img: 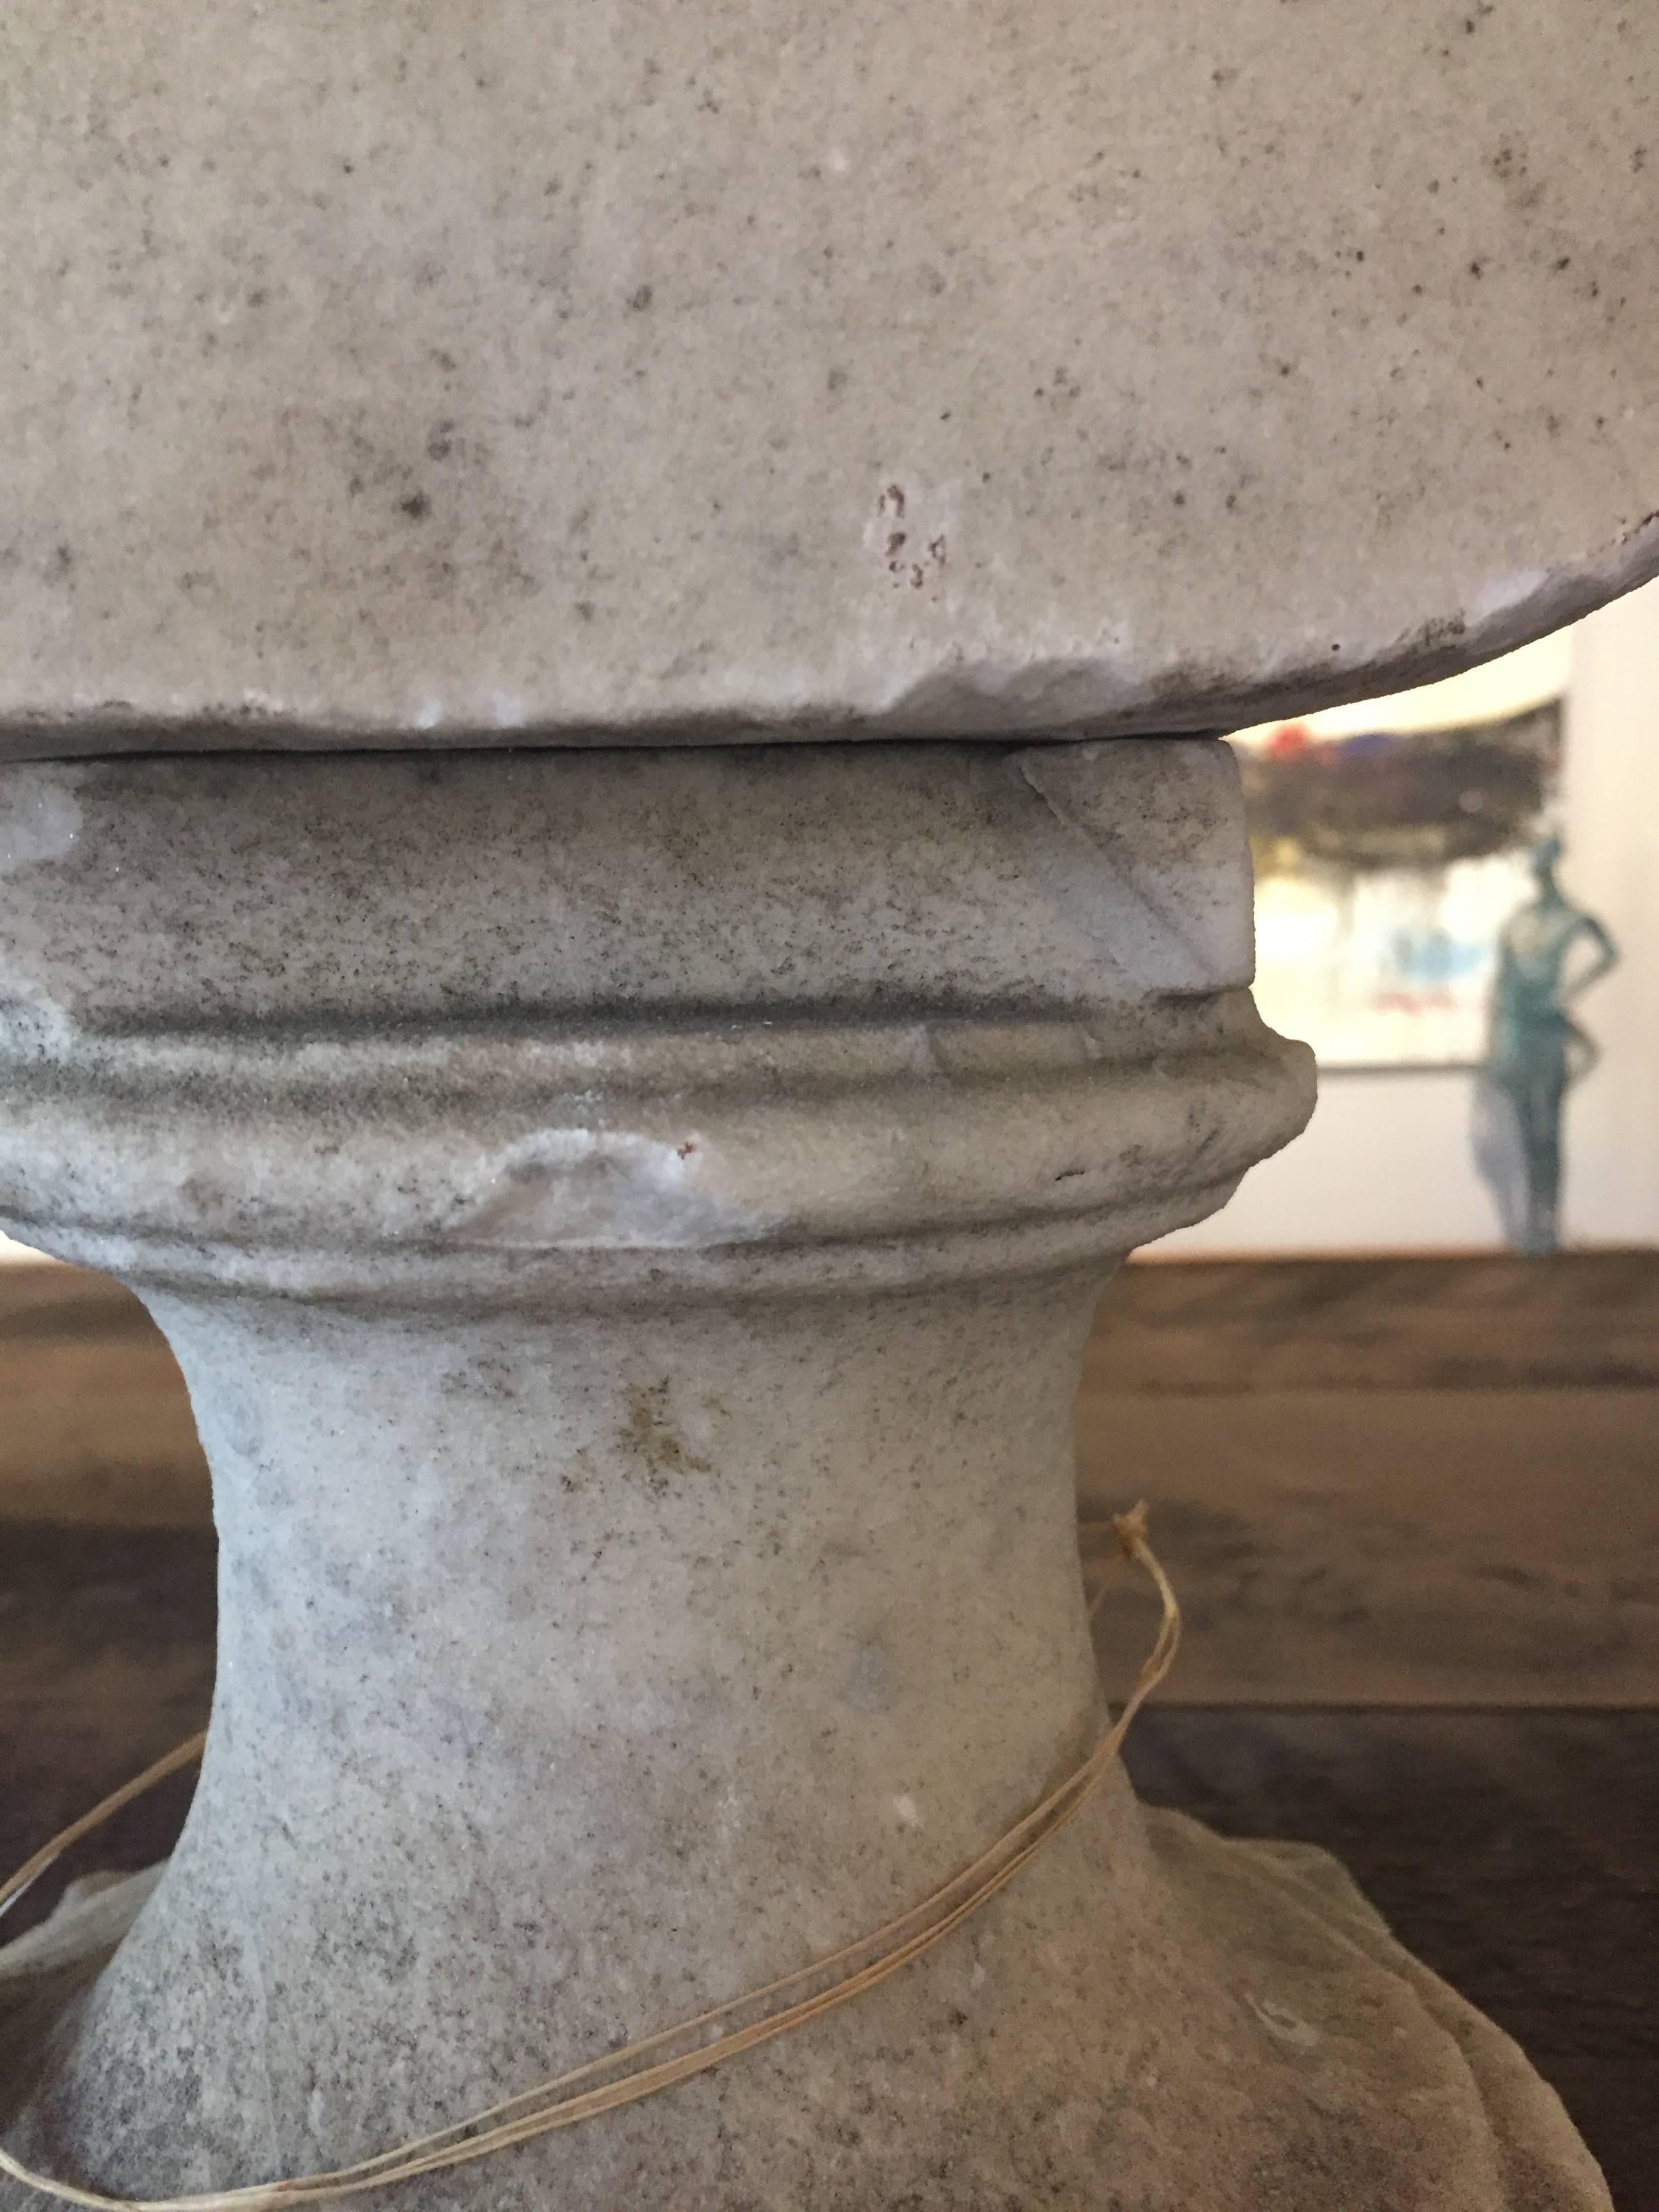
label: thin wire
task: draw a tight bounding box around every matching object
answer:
[0,1732,208,1929]
[0,1507,1178,2212]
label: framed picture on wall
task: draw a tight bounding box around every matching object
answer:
[1231,638,1569,1070]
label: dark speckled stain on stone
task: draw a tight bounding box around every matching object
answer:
[618,1382,714,1495]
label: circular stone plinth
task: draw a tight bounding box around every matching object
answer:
[0,1789,1610,2210]
[2,1,1657,756]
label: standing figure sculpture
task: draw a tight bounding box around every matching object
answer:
[1477,834,1619,1253]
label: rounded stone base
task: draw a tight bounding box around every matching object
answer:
[0,743,1601,2209]
[0,1780,1607,2212]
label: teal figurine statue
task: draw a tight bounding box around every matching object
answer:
[1476,833,1619,1254]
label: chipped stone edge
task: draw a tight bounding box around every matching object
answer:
[2,520,1656,759]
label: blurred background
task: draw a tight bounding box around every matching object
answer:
[3,585,1656,2198]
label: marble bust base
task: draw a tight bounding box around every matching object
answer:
[1,1810,1607,2211]
[0,740,1607,2209]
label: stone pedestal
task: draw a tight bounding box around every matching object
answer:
[4,4,1654,2199]
[0,741,1611,2207]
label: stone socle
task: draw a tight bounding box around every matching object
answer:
[0,739,1611,2208]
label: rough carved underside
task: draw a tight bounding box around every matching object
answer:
[3,0,1658,755]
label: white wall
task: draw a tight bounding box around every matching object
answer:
[1159,1069,1497,1255]
[1165,579,1659,1254]
[1557,581,1659,1244]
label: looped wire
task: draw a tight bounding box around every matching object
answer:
[0,1505,1179,2212]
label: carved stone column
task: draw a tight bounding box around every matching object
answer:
[0,741,1610,2209]
[3,3,1656,2205]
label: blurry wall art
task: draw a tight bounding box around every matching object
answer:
[1234,687,1563,1071]
[1160,598,1659,1257]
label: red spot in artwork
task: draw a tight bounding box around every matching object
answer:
[1265,721,1314,759]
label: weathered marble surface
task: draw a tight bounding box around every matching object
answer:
[1,1812,1610,2211]
[3,1,1658,756]
[0,740,1608,2205]
[0,741,1295,1275]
